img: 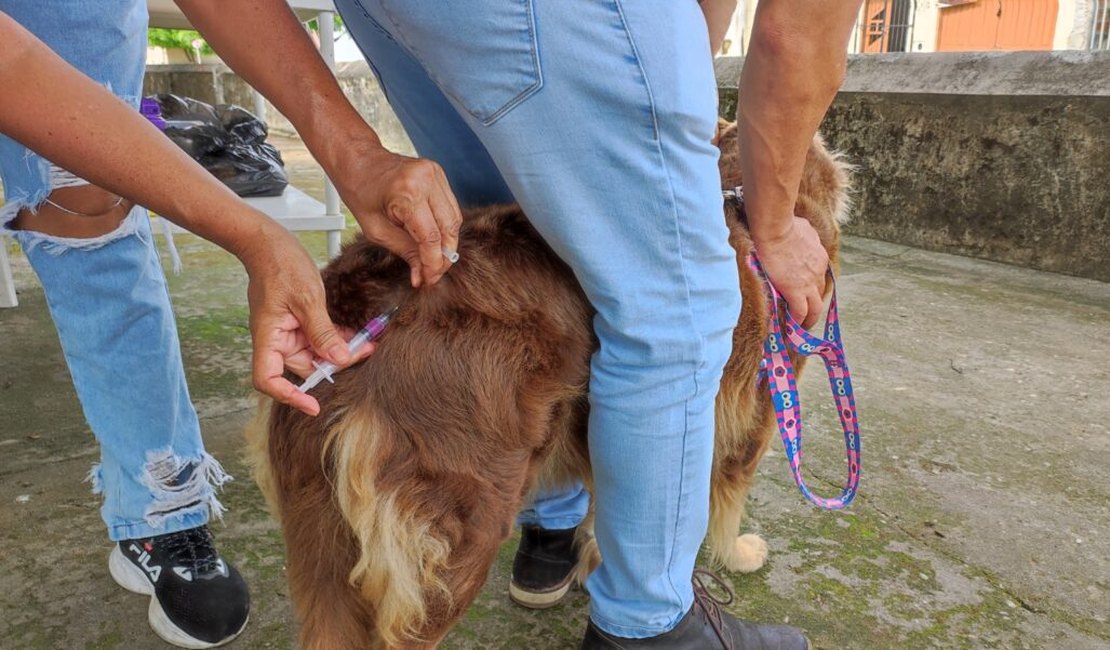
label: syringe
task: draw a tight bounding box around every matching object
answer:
[297,305,400,393]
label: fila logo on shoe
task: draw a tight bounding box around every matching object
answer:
[172,559,229,582]
[128,543,162,582]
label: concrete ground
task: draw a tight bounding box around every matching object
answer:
[1,137,1107,650]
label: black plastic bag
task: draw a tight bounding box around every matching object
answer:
[199,142,288,198]
[149,94,287,197]
[153,94,226,158]
[216,104,268,145]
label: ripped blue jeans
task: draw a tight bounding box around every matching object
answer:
[0,0,228,541]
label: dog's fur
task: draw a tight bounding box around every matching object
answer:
[246,121,851,649]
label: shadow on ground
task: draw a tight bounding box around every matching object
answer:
[1,137,1107,650]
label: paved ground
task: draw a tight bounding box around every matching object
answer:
[1,137,1107,649]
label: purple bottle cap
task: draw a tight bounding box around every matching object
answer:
[140,97,167,131]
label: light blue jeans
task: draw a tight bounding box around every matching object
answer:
[0,0,227,542]
[337,0,741,637]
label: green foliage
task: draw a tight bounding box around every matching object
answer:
[147,28,214,61]
[306,14,346,39]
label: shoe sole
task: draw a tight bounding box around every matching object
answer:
[508,575,574,609]
[109,546,248,649]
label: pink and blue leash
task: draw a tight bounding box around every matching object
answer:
[728,187,861,509]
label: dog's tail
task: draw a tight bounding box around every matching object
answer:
[323,405,453,648]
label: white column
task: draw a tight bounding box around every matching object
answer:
[318,9,343,259]
[0,239,18,308]
[252,88,267,123]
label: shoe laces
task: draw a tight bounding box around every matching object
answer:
[160,526,220,574]
[692,569,737,650]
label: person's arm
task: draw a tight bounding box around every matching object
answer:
[738,0,862,328]
[0,11,365,416]
[700,0,738,55]
[175,0,462,289]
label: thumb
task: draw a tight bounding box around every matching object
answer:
[300,302,350,366]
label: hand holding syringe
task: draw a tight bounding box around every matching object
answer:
[297,247,458,394]
[297,305,399,393]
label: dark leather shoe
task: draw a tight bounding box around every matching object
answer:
[581,570,810,649]
[508,525,578,609]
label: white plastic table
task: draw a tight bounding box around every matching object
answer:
[147,0,346,259]
[154,185,345,256]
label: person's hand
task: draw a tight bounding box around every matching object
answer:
[332,141,462,288]
[240,223,373,416]
[752,215,828,329]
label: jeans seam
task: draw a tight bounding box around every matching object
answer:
[611,0,659,141]
[372,0,543,126]
[611,0,710,618]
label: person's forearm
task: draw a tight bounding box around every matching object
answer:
[737,0,860,244]
[700,0,738,55]
[0,13,284,264]
[175,0,380,171]
[177,1,463,290]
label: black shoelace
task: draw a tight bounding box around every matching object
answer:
[160,526,220,574]
[692,568,737,650]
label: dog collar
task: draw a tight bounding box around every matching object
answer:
[722,186,744,206]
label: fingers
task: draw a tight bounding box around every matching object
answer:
[431,165,463,259]
[802,290,823,330]
[366,219,426,287]
[297,296,350,366]
[784,291,810,330]
[356,156,460,288]
[253,345,321,417]
[337,326,378,365]
[398,199,447,284]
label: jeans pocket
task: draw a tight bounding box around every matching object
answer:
[375,0,543,126]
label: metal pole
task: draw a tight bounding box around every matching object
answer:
[318,9,343,258]
[1102,0,1110,50]
[1093,0,1108,50]
[252,88,267,123]
[1091,0,1098,49]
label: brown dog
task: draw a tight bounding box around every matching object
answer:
[246,121,851,649]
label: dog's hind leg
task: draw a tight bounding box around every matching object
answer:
[708,467,769,574]
[707,414,773,574]
[368,465,541,648]
[260,404,380,650]
[282,498,379,650]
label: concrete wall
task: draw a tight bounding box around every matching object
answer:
[143,62,414,154]
[716,51,1110,282]
[145,53,1109,282]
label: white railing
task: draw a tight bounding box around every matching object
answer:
[1093,0,1110,49]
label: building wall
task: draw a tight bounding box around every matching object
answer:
[721,0,1097,55]
[716,51,1110,282]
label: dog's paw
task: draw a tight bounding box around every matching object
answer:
[722,533,769,573]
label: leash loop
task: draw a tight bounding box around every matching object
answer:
[746,253,861,510]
